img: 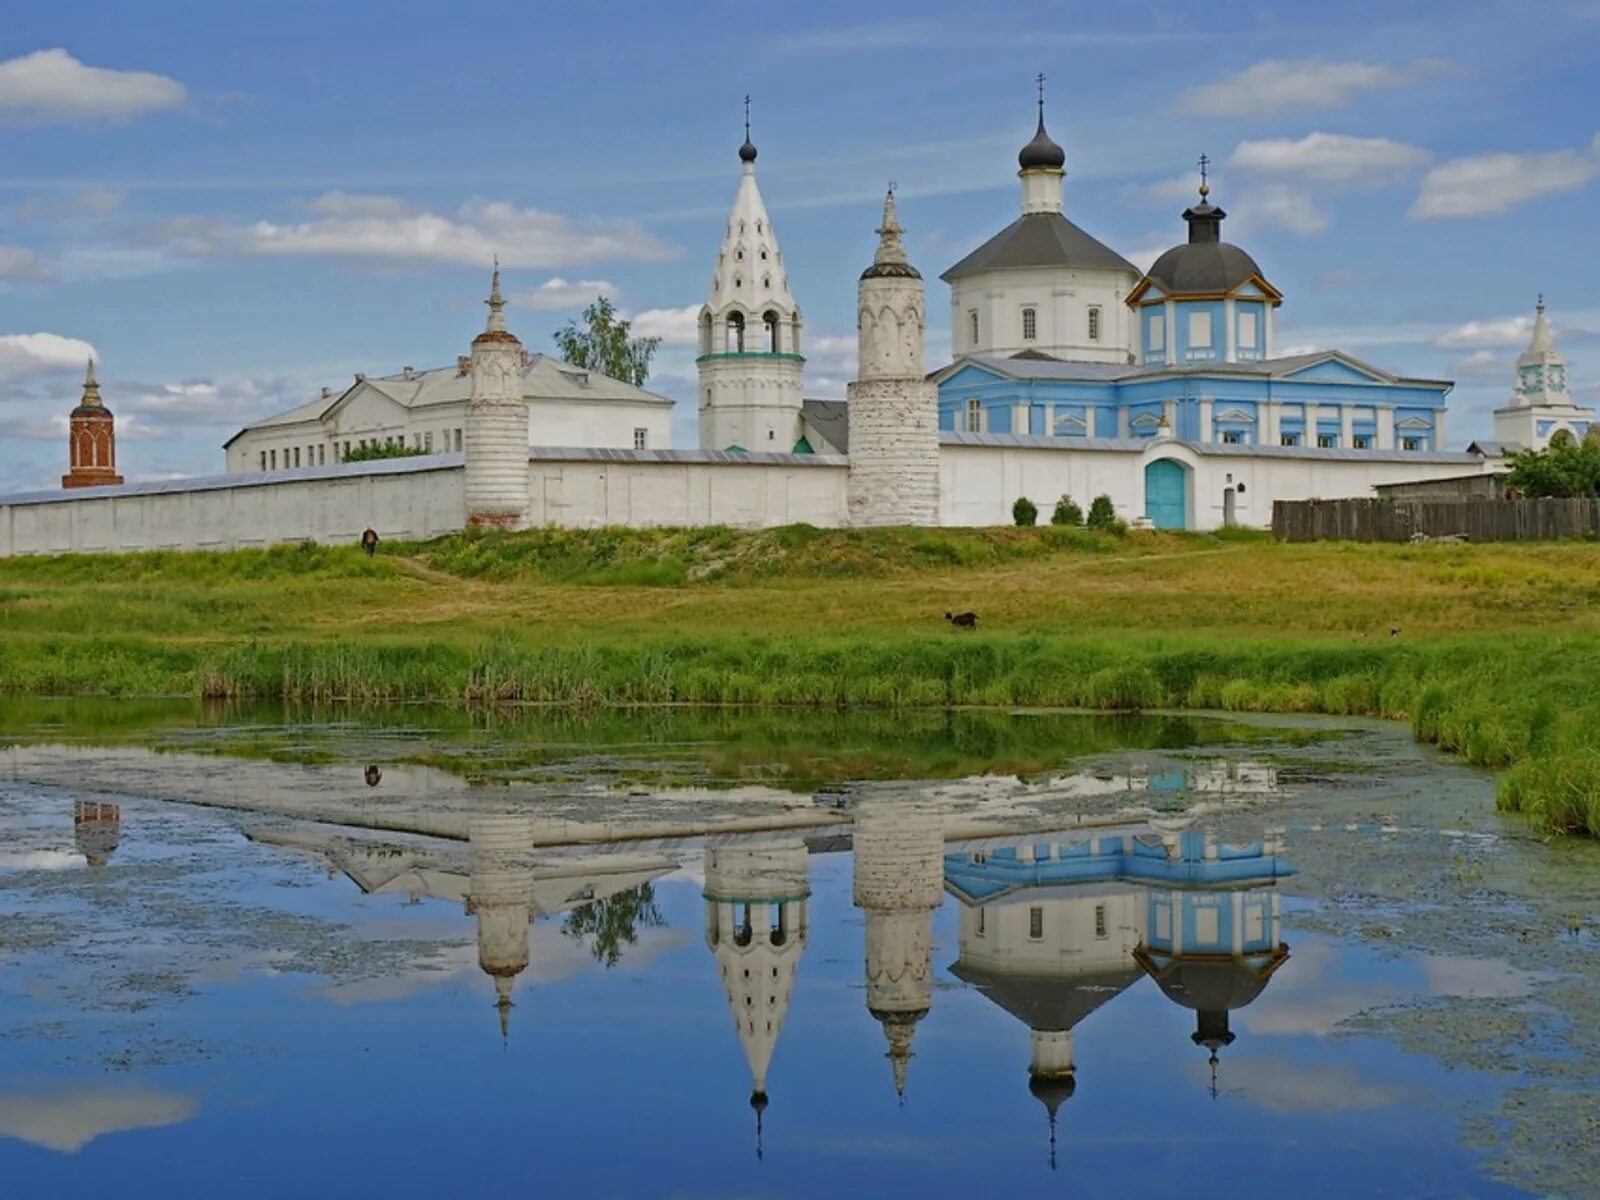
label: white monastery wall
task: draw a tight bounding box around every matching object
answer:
[526,452,848,529]
[0,459,466,557]
[941,439,1500,531]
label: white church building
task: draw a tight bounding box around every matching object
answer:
[1,93,1576,556]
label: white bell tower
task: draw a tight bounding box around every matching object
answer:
[1493,296,1594,449]
[697,99,805,453]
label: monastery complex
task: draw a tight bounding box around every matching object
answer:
[4,92,1591,555]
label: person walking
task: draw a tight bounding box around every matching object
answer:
[361,526,379,556]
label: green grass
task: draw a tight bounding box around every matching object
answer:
[2,526,1599,835]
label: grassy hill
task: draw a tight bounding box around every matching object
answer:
[2,525,1598,834]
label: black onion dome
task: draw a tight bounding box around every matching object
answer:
[1018,117,1066,171]
[861,260,922,281]
[739,136,758,164]
[1028,1072,1076,1117]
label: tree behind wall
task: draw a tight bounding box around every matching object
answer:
[343,443,427,463]
[553,297,662,387]
[1505,439,1600,498]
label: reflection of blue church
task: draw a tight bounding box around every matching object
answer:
[946,828,1293,1166]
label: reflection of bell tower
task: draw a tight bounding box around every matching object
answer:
[704,838,810,1155]
[851,802,944,1099]
[466,813,536,1039]
[73,800,121,868]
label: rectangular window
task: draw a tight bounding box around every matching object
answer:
[1149,312,1166,352]
[1188,310,1213,348]
[1403,437,1421,451]
[455,428,464,452]
[1094,904,1108,939]
[292,447,301,468]
[1239,309,1259,350]
[318,445,325,466]
[1353,434,1371,450]
[976,908,986,937]
[1195,906,1220,945]
[965,398,982,433]
[1317,434,1336,449]
[968,310,979,348]
[633,427,648,450]
[1223,430,1243,445]
[259,451,267,472]
[342,441,350,459]
[1280,434,1298,447]
[1155,906,1171,941]
[1088,305,1102,342]
[1245,906,1265,944]
[1021,306,1037,341]
[1028,906,1044,940]
[270,449,277,469]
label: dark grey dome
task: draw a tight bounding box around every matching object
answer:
[1019,117,1065,171]
[1148,959,1273,1015]
[739,137,758,164]
[1142,198,1267,297]
[1028,1072,1076,1117]
[861,260,921,281]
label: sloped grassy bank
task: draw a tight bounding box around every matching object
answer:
[1,626,1593,835]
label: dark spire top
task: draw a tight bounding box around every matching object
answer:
[1029,1072,1075,1171]
[739,94,758,164]
[750,1089,768,1161]
[1018,73,1066,171]
[1183,153,1226,244]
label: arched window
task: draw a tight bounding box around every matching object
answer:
[1550,428,1576,449]
[734,903,753,947]
[698,310,713,356]
[763,309,781,353]
[726,312,745,352]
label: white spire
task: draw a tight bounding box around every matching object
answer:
[484,257,507,334]
[707,150,796,320]
[873,185,908,268]
[1513,294,1571,408]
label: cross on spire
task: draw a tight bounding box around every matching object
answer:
[744,94,751,140]
[1198,152,1211,198]
[1036,72,1046,118]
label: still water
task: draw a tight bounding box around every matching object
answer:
[1,703,1597,1199]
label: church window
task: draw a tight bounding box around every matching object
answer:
[1088,305,1102,342]
[1223,430,1243,445]
[1149,311,1166,353]
[763,276,771,291]
[727,312,746,352]
[455,428,464,451]
[1022,306,1037,341]
[760,249,767,261]
[1188,310,1213,348]
[633,427,648,450]
[976,908,986,937]
[318,445,326,465]
[756,220,763,233]
[1094,904,1108,938]
[699,311,713,355]
[764,309,781,352]
[968,310,979,347]
[424,433,433,453]
[1353,434,1371,450]
[736,249,744,261]
[1028,906,1044,940]
[1239,308,1259,350]
[293,447,301,469]
[1403,437,1421,451]
[259,451,267,472]
[965,398,982,433]
[1280,434,1298,447]
[734,277,742,290]
[1317,434,1335,449]
[270,449,277,470]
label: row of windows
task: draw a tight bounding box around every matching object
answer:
[958,400,1429,450]
[256,428,466,472]
[969,305,1105,348]
[972,902,1110,940]
[1147,308,1262,356]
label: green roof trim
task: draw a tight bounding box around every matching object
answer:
[792,436,814,455]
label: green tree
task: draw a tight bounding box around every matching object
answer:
[561,882,666,968]
[1087,494,1118,529]
[1012,496,1038,526]
[342,442,427,463]
[1051,496,1084,526]
[552,296,661,387]
[1504,438,1600,498]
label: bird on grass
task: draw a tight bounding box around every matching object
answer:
[1390,625,1401,638]
[945,611,979,630]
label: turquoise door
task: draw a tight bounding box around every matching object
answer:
[1144,460,1188,530]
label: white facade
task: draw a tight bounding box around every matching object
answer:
[1493,298,1593,450]
[696,131,806,453]
[951,265,1137,363]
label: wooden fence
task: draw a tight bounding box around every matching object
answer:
[1272,498,1600,542]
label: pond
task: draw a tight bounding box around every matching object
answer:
[1,701,1597,1198]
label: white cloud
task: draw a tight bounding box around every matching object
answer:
[1185,58,1451,116]
[1230,133,1430,186]
[158,193,679,270]
[0,1086,197,1153]
[115,376,308,428]
[0,332,96,381]
[0,49,185,123]
[0,246,50,281]
[514,277,617,311]
[1411,134,1600,218]
[1436,315,1536,349]
[1212,1059,1406,1114]
[1235,184,1328,237]
[14,187,127,223]
[630,304,702,346]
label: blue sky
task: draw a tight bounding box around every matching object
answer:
[1,0,1597,489]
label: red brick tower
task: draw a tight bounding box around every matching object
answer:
[63,358,123,489]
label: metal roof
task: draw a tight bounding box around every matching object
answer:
[801,398,850,454]
[526,446,845,467]
[936,349,1451,391]
[941,212,1140,282]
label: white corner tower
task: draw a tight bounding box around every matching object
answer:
[697,100,806,453]
[1493,296,1593,449]
[847,187,941,526]
[467,811,536,1039]
[851,801,944,1099]
[464,263,531,528]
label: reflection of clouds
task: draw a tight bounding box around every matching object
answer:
[0,1086,197,1152]
[1420,955,1537,1001]
[0,849,82,871]
[1210,1059,1407,1114]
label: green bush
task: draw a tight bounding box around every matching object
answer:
[1051,497,1084,526]
[1012,497,1038,527]
[1087,495,1117,529]
[343,442,427,463]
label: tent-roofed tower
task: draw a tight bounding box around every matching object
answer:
[63,359,123,489]
[697,99,806,452]
[941,79,1140,363]
[704,837,811,1145]
[467,811,537,1040]
[1493,296,1594,449]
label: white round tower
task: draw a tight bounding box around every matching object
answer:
[1493,296,1594,449]
[851,801,944,1097]
[464,264,530,528]
[696,102,806,453]
[704,838,811,1122]
[847,187,940,526]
